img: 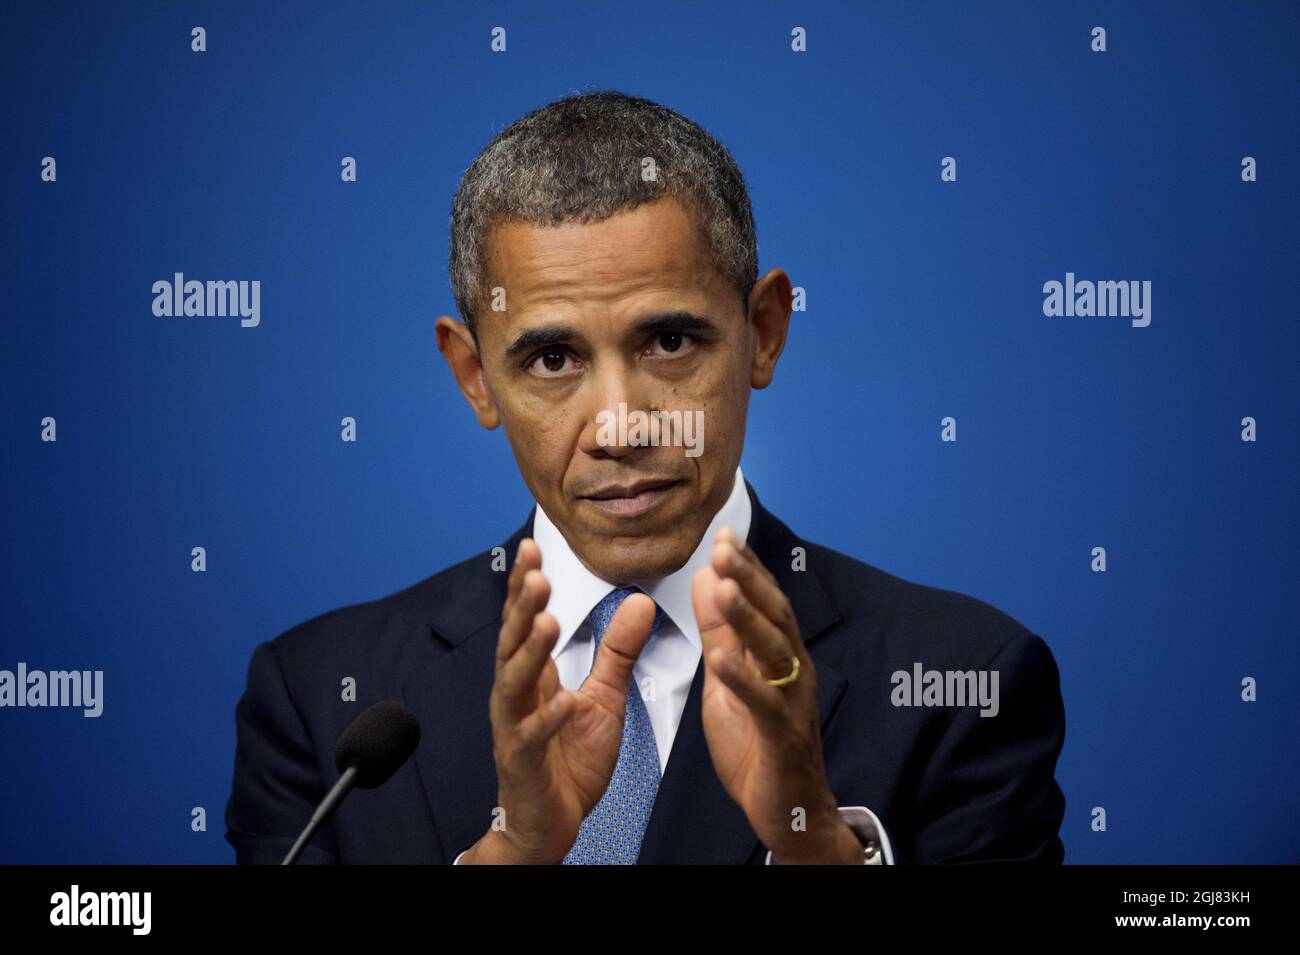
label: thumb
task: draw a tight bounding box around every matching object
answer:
[584,592,656,705]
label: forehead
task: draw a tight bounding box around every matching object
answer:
[482,197,729,331]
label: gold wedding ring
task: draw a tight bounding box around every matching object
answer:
[765,655,800,687]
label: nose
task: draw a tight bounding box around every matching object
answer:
[576,358,655,459]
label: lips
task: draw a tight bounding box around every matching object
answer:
[584,478,680,500]
[581,478,682,518]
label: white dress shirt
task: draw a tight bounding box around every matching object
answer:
[454,465,894,864]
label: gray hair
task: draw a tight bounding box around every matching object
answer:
[448,90,758,342]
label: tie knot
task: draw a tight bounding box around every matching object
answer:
[588,586,665,646]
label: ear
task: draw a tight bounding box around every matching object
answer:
[435,315,501,429]
[747,268,793,390]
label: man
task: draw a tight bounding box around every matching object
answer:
[225,90,1066,864]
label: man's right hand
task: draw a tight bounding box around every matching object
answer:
[460,538,656,864]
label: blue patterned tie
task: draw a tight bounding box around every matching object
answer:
[563,586,666,865]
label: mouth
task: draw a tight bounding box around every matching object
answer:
[580,478,683,518]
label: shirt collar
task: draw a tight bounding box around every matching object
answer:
[531,465,752,656]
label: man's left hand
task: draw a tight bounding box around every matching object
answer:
[691,526,863,864]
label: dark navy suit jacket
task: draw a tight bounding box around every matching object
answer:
[225,480,1066,864]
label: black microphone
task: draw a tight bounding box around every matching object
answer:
[281,700,421,865]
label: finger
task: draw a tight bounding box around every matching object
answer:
[583,592,656,708]
[502,538,542,624]
[705,646,785,731]
[711,538,799,644]
[496,568,550,673]
[498,611,561,718]
[692,565,744,659]
[511,689,577,771]
[715,526,776,585]
[714,576,793,679]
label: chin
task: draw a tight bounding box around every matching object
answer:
[585,534,694,583]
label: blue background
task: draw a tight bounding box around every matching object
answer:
[2,0,1296,863]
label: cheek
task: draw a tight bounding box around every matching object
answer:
[682,354,747,427]
[500,390,581,472]
[497,378,553,431]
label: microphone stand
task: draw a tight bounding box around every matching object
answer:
[281,764,359,865]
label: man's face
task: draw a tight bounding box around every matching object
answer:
[437,196,789,583]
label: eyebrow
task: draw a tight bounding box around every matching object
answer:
[502,310,721,362]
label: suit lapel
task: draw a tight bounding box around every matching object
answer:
[401,512,533,861]
[402,480,848,864]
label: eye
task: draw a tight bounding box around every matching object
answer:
[646,332,697,357]
[526,348,580,377]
